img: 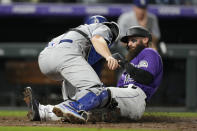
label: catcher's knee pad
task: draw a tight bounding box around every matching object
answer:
[70,86,110,111]
[107,84,147,120]
[86,86,110,108]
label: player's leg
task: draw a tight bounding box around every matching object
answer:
[53,86,110,123]
[59,54,102,90]
[23,87,61,121]
[38,47,64,81]
[39,44,103,98]
[61,80,78,101]
[38,44,106,123]
[107,84,147,120]
[52,51,109,123]
[24,87,40,121]
[39,104,62,121]
[54,84,146,123]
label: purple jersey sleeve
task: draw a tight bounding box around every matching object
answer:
[137,48,161,77]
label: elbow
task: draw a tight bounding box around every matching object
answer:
[140,74,154,85]
[142,77,153,85]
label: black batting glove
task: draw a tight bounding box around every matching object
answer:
[112,53,127,68]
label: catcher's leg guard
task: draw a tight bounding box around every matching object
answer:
[53,87,110,123]
[70,89,109,111]
[107,84,147,120]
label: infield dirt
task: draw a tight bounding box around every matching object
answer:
[0,115,197,131]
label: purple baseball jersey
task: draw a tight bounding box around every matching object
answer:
[117,48,163,100]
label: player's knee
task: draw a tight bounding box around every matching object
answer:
[89,87,118,109]
[87,87,108,107]
[97,89,110,108]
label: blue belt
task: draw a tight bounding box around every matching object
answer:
[59,39,73,44]
[47,39,73,47]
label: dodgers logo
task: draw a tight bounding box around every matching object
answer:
[94,18,99,23]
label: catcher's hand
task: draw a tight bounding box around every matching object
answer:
[106,56,119,70]
[112,53,127,68]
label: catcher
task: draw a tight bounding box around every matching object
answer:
[24,15,120,122]
[24,25,163,123]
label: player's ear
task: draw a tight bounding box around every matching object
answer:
[142,37,149,47]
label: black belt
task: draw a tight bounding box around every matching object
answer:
[47,39,73,47]
[119,85,138,89]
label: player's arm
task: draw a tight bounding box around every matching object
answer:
[150,15,161,51]
[124,62,153,85]
[91,35,119,70]
[112,53,153,85]
[150,35,159,50]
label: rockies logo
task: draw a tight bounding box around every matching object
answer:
[124,74,134,84]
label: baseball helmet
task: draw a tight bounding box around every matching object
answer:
[120,26,152,43]
[133,0,149,9]
[85,15,108,24]
[103,21,120,42]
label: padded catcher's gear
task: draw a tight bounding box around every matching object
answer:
[103,22,120,42]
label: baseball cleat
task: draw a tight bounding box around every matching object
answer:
[23,86,41,121]
[53,104,87,124]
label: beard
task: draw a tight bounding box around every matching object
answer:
[126,40,146,61]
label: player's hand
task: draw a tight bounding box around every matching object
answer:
[112,53,127,68]
[106,56,119,70]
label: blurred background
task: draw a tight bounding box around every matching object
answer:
[0,0,197,112]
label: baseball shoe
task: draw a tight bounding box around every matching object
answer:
[23,86,41,121]
[52,103,88,124]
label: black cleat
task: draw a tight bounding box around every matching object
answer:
[23,86,41,121]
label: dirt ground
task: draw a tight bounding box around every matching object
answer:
[0,115,197,131]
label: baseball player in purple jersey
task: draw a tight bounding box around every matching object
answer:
[118,26,163,101]
[107,26,163,119]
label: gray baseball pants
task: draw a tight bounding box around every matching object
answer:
[38,42,102,99]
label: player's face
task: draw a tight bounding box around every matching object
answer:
[127,37,146,57]
[127,37,144,49]
[134,6,147,20]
